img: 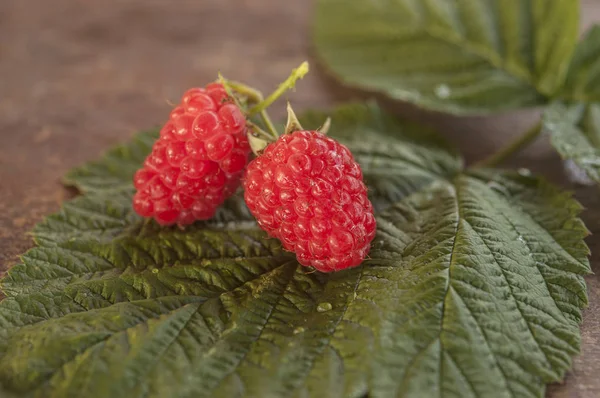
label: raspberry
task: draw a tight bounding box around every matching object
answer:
[133,83,250,225]
[243,130,376,272]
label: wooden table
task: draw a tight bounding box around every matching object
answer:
[1,1,599,396]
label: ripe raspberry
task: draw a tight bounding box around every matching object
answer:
[243,130,376,272]
[133,83,250,225]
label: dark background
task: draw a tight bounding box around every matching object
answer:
[0,1,599,396]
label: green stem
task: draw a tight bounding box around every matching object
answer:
[227,82,279,139]
[224,80,264,103]
[220,77,279,139]
[258,110,278,140]
[473,121,543,168]
[248,61,309,116]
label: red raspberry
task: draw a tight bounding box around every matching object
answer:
[133,83,251,225]
[243,130,376,272]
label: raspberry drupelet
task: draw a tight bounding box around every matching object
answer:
[133,83,250,226]
[243,128,376,273]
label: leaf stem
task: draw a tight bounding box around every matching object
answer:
[473,121,543,168]
[248,61,309,116]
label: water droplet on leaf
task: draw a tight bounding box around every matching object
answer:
[517,168,531,176]
[317,302,332,312]
[293,327,305,334]
[434,84,451,99]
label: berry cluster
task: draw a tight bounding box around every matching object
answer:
[132,64,376,272]
[133,83,250,225]
[243,130,376,272]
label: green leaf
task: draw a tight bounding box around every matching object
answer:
[543,102,600,184]
[543,26,600,186]
[561,25,600,102]
[63,130,158,194]
[314,0,579,114]
[368,172,589,397]
[0,103,589,397]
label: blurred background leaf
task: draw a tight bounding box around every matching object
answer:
[314,0,579,114]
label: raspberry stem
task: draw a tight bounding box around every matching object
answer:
[248,61,309,116]
[222,81,264,104]
[218,76,279,140]
[219,61,310,144]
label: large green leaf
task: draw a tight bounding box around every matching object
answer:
[0,103,589,397]
[314,0,579,114]
[543,102,600,184]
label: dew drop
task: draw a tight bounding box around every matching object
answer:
[434,84,451,99]
[293,327,305,334]
[317,302,333,312]
[517,168,531,177]
[152,268,159,274]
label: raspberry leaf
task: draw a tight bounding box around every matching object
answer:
[314,0,579,114]
[0,103,589,398]
[366,172,589,397]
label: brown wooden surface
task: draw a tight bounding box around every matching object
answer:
[1,1,599,397]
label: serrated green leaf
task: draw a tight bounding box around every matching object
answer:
[364,173,589,398]
[0,103,590,397]
[543,102,600,184]
[314,0,579,114]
